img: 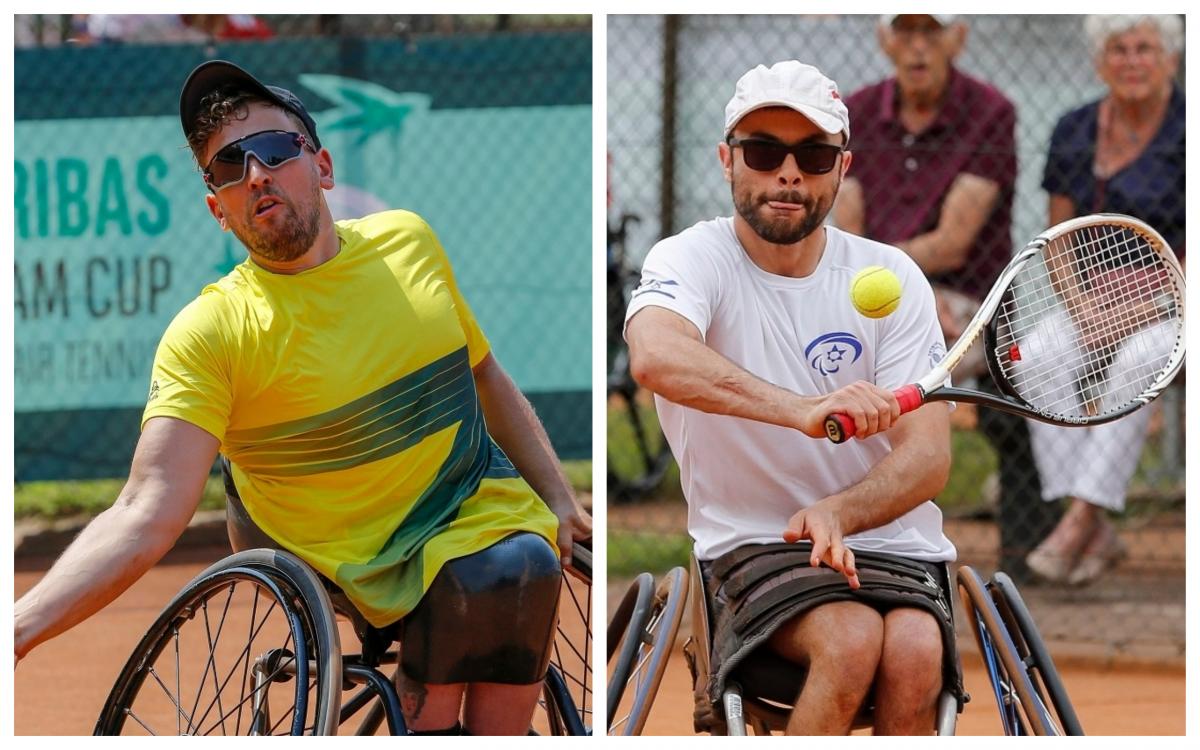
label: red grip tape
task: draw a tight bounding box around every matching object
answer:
[895,384,924,414]
[824,384,925,444]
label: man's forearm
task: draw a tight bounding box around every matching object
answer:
[15,499,188,658]
[630,325,811,430]
[899,230,967,276]
[824,410,952,535]
[902,172,1001,275]
[475,357,575,509]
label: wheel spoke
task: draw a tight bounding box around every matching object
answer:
[199,642,299,736]
[235,582,263,735]
[202,585,236,735]
[173,626,182,735]
[192,597,280,733]
[143,664,198,734]
[123,707,159,736]
[187,584,237,732]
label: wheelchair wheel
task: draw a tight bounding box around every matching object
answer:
[991,572,1084,735]
[956,566,1054,736]
[535,542,593,735]
[95,549,342,736]
[605,572,655,721]
[608,566,689,736]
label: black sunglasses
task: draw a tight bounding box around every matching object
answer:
[726,137,844,175]
[203,130,315,191]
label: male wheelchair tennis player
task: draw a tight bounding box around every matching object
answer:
[93,463,594,736]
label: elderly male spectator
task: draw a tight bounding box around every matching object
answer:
[833,13,1054,582]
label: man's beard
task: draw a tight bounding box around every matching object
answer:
[733,182,836,245]
[231,182,323,263]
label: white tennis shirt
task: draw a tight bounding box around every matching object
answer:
[625,218,957,562]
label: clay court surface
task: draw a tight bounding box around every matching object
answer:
[15,544,591,736]
[14,542,1181,735]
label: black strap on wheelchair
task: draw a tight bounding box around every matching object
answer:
[704,543,965,717]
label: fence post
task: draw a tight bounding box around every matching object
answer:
[659,15,679,239]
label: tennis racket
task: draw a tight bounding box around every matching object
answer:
[825,213,1185,443]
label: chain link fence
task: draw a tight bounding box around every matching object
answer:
[14,13,592,483]
[608,14,1184,662]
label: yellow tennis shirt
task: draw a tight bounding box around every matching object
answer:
[143,210,559,627]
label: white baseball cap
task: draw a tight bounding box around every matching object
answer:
[723,60,850,142]
[880,14,957,27]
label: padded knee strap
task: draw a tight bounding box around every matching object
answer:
[401,532,561,685]
[705,544,964,711]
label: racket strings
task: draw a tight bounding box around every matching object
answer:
[993,224,1181,418]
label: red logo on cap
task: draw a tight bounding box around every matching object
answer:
[830,89,841,100]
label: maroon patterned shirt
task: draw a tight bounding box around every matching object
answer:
[844,68,1017,299]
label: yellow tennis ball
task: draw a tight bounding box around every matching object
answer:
[850,266,902,319]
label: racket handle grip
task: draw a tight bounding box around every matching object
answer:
[824,385,925,444]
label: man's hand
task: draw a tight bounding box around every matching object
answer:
[784,502,860,589]
[794,381,901,440]
[548,496,593,570]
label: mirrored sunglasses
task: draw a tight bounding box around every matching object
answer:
[203,130,314,190]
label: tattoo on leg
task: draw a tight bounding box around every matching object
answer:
[399,674,428,722]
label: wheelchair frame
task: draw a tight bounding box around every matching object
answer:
[94,544,592,736]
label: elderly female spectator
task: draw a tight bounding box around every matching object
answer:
[1025,14,1184,585]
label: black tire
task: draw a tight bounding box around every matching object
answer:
[535,541,593,735]
[956,565,1054,736]
[608,567,690,736]
[95,549,342,736]
[991,572,1084,735]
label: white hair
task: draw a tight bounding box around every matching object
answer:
[1084,15,1184,58]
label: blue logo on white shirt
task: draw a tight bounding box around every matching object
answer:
[805,332,863,376]
[631,278,679,300]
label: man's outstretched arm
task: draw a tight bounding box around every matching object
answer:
[626,306,901,439]
[15,417,220,662]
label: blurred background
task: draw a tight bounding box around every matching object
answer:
[607,14,1184,666]
[14,13,593,512]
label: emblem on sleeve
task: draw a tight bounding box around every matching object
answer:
[631,278,679,300]
[147,380,160,402]
[928,342,947,369]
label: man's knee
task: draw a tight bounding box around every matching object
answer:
[774,603,884,688]
[880,609,943,694]
[402,532,561,685]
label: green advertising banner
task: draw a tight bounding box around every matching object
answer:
[15,34,592,480]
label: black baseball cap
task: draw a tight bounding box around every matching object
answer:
[179,60,321,151]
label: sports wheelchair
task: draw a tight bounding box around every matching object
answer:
[93,541,593,735]
[682,553,1082,736]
